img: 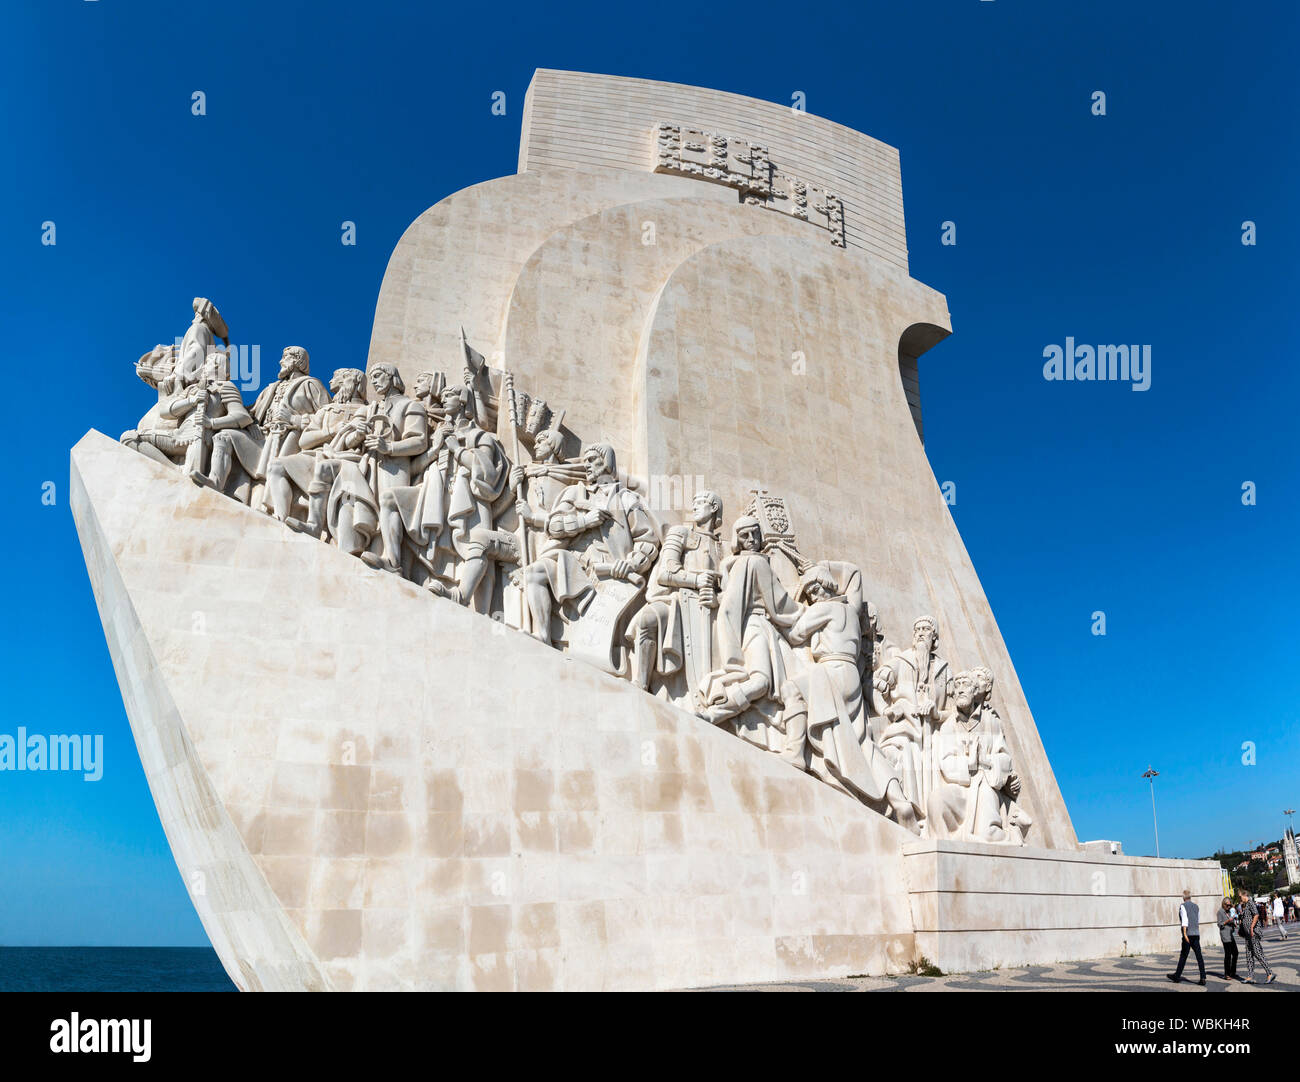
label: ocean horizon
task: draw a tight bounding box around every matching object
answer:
[0,947,237,992]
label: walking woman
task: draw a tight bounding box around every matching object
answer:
[1237,888,1277,984]
[1217,898,1239,980]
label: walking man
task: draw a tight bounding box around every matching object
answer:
[1272,894,1289,939]
[1237,888,1277,984]
[1167,889,1206,985]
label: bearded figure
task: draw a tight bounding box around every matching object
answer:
[245,346,331,507]
[876,615,949,814]
[191,344,330,503]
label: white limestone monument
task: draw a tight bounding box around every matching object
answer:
[72,70,1219,991]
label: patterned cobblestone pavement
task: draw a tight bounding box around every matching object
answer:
[698,926,1300,992]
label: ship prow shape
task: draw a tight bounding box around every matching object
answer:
[71,430,922,990]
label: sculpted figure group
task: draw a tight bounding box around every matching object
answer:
[122,298,1033,845]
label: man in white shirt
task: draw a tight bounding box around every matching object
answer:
[1167,889,1206,985]
[1272,895,1289,939]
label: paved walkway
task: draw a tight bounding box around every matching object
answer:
[702,927,1300,992]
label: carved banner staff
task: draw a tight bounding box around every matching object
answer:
[460,326,491,433]
[503,369,529,564]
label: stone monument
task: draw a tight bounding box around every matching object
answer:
[71,70,1219,991]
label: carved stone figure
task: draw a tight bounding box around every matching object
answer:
[195,345,327,502]
[519,443,660,657]
[244,347,331,508]
[926,666,1030,845]
[121,346,193,466]
[363,369,448,564]
[511,428,584,558]
[411,370,447,415]
[385,384,512,608]
[778,565,919,832]
[876,615,949,811]
[157,349,254,490]
[506,429,584,633]
[325,364,428,559]
[863,603,897,742]
[697,515,801,750]
[266,368,368,528]
[626,490,723,700]
[166,296,230,390]
[121,297,229,466]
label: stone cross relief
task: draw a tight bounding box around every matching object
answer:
[120,297,1031,845]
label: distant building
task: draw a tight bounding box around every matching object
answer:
[1284,828,1300,887]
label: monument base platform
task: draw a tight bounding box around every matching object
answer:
[903,840,1222,974]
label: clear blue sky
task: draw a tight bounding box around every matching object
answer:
[2,1,1296,945]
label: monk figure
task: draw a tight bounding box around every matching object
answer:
[696,515,800,751]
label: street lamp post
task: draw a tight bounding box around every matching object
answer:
[1142,766,1160,858]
